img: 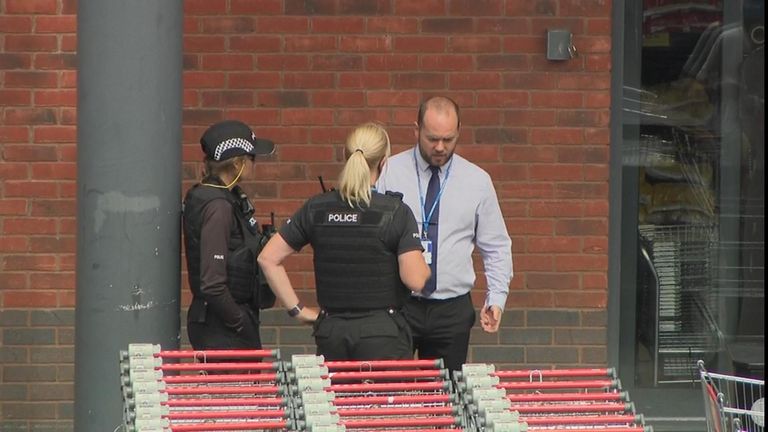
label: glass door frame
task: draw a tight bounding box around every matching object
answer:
[607,0,709,429]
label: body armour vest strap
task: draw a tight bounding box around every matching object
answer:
[310,193,407,310]
[183,184,263,306]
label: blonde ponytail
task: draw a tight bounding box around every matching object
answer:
[338,123,391,207]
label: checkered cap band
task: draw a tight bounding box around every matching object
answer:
[214,138,254,161]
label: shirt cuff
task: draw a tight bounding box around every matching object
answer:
[485,291,508,310]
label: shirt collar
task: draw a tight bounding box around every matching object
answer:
[414,145,443,174]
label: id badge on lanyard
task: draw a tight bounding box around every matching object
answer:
[414,148,453,267]
[421,239,433,265]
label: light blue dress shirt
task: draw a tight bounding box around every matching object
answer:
[377,147,513,308]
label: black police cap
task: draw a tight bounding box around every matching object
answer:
[200,120,275,161]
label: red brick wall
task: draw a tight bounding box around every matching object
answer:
[0,0,611,429]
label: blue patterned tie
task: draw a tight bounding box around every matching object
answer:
[422,165,440,296]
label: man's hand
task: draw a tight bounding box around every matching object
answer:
[480,305,502,333]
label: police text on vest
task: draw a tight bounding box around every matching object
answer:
[326,212,360,224]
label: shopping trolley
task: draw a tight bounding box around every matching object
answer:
[698,360,765,432]
[119,345,291,432]
[455,364,652,432]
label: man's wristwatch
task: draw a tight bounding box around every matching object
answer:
[287,302,304,318]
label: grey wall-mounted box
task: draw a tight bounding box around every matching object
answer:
[547,29,575,60]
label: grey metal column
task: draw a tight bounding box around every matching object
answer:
[75,1,183,430]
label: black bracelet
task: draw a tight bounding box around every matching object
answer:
[287,302,304,318]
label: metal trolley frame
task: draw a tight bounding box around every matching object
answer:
[698,360,765,432]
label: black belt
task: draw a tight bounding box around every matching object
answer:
[409,292,470,304]
[321,307,399,317]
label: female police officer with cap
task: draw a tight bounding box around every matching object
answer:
[183,119,275,350]
[258,122,431,360]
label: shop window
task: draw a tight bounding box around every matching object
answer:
[622,0,764,388]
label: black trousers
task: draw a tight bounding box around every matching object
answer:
[402,293,476,373]
[313,308,413,361]
[187,300,261,351]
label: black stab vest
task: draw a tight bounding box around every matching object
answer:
[309,192,408,310]
[183,183,262,305]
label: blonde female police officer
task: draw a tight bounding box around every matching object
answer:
[183,120,275,350]
[259,123,430,360]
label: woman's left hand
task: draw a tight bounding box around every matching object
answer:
[297,306,319,324]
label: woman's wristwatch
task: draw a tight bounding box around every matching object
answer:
[287,302,304,318]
